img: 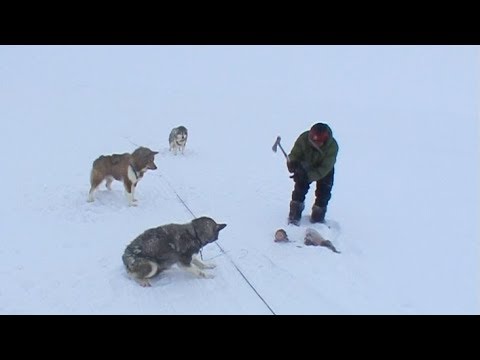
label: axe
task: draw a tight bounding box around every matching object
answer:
[272,136,289,161]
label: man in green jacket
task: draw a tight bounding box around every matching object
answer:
[287,123,339,225]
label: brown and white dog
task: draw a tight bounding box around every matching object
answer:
[87,146,159,206]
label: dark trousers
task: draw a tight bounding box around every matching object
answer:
[291,168,334,207]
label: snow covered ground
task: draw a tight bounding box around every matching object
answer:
[0,45,478,314]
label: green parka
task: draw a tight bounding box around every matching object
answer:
[288,125,338,183]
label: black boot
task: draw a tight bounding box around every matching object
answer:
[288,201,304,226]
[310,205,326,223]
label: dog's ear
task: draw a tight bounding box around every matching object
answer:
[217,224,227,231]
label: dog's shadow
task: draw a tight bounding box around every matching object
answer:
[124,265,213,288]
[147,272,174,286]
[89,189,128,208]
[159,265,213,283]
[158,148,197,157]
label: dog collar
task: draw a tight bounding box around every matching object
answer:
[192,225,204,260]
[192,224,200,242]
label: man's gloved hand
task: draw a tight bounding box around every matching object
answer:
[287,160,299,173]
[290,166,309,183]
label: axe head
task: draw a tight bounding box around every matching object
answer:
[272,136,281,153]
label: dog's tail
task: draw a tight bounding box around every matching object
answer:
[122,247,161,280]
[122,247,137,271]
[90,156,108,186]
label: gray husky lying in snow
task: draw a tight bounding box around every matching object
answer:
[122,217,227,286]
